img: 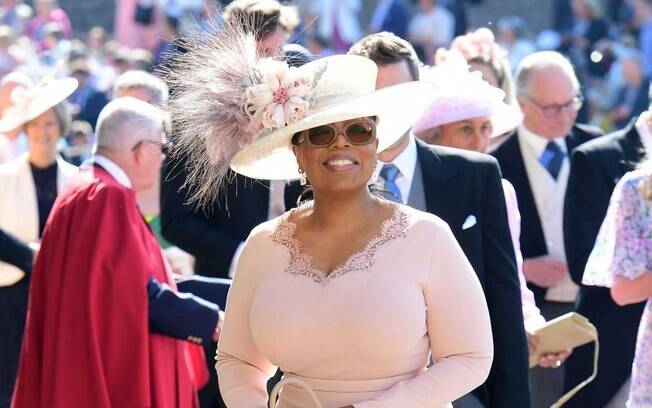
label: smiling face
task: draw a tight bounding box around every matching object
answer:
[25,108,62,163]
[292,118,378,196]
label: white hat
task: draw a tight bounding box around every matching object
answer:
[0,78,78,133]
[230,55,435,180]
[414,51,522,137]
[167,24,435,206]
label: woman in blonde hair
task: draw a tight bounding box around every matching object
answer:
[583,112,652,407]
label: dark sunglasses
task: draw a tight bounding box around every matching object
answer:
[292,118,377,147]
[131,139,172,156]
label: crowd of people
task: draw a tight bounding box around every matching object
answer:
[0,0,651,407]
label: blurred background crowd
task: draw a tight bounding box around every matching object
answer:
[1,1,652,407]
[0,0,651,166]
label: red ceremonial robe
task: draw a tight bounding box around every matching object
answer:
[12,166,198,408]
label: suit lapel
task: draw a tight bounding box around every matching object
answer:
[416,141,451,214]
[416,141,466,229]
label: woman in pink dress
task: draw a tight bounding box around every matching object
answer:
[413,52,571,368]
[166,21,494,407]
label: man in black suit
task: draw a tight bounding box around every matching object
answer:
[491,51,602,408]
[340,32,530,408]
[562,102,651,406]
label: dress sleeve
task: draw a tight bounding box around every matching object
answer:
[355,222,494,407]
[502,180,545,330]
[583,173,652,287]
[216,230,277,408]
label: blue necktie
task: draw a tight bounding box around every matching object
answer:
[539,141,565,181]
[380,164,403,203]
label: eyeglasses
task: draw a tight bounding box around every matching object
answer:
[131,139,172,156]
[292,118,377,147]
[525,94,584,117]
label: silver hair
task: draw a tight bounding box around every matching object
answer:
[94,97,164,152]
[515,51,580,97]
[113,70,169,106]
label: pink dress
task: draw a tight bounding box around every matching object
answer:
[583,168,652,407]
[114,0,163,51]
[502,179,545,330]
[217,204,493,407]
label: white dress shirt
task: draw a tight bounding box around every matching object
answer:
[518,124,578,303]
[376,134,418,204]
[636,111,652,158]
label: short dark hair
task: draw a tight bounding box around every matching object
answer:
[223,0,299,42]
[348,32,421,81]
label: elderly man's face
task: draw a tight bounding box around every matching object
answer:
[132,127,166,191]
[518,66,578,139]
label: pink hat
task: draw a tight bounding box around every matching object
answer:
[413,51,522,137]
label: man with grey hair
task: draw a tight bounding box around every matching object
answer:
[561,85,652,407]
[491,50,602,408]
[113,70,169,106]
[12,97,224,407]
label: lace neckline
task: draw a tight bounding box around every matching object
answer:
[271,205,409,284]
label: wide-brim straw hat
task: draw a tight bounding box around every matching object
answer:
[230,55,436,180]
[0,78,78,133]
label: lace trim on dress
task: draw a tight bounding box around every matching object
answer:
[271,205,409,284]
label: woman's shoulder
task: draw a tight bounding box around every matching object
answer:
[616,167,652,198]
[0,155,28,177]
[399,204,451,237]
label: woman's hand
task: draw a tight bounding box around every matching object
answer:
[538,349,572,368]
[527,330,572,368]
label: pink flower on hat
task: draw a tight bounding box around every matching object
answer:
[245,59,315,132]
[449,28,507,64]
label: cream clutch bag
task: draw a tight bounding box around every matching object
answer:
[529,312,599,408]
[529,312,597,368]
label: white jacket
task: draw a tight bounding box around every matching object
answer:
[0,154,77,286]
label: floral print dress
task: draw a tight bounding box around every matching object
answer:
[583,168,652,407]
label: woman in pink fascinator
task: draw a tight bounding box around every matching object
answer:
[414,52,572,370]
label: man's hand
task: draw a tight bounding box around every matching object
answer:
[212,311,225,342]
[523,256,568,288]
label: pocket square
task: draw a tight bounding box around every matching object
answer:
[462,215,477,230]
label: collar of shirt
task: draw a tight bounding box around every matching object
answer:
[88,154,133,189]
[635,112,652,158]
[518,124,567,158]
[375,133,417,203]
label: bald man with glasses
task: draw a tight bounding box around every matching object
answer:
[491,51,602,408]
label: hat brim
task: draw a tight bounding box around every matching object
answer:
[230,80,435,180]
[0,78,78,133]
[491,103,523,138]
